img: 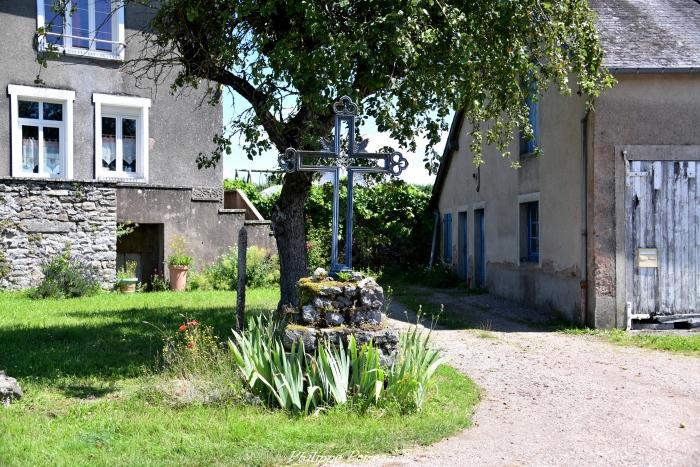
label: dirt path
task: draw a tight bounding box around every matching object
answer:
[350,292,700,467]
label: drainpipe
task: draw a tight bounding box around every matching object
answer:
[428,210,440,268]
[580,109,590,326]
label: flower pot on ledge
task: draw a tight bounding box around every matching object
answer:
[169,265,189,292]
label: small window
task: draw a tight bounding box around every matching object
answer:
[519,97,539,156]
[519,201,539,263]
[93,93,151,182]
[8,85,75,179]
[443,213,453,264]
[37,0,125,60]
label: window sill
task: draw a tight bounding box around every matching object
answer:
[97,176,146,184]
[40,44,124,62]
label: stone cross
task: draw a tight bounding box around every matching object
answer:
[278,96,408,273]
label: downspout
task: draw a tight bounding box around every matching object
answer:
[428,209,440,268]
[580,109,590,326]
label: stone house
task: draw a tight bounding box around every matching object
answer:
[0,1,275,289]
[431,0,700,328]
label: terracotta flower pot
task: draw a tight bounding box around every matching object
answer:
[118,278,138,294]
[169,265,189,291]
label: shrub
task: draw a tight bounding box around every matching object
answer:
[187,269,213,291]
[202,246,279,290]
[30,249,101,299]
[245,246,280,288]
[229,315,442,415]
[146,270,169,292]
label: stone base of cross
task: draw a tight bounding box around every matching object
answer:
[278,96,408,273]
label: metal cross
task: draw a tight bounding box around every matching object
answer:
[278,96,408,273]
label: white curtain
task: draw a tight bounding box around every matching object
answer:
[44,139,60,175]
[102,136,116,170]
[22,136,38,173]
[122,137,136,172]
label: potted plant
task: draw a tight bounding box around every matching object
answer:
[116,260,138,293]
[167,236,193,292]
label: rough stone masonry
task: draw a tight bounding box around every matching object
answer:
[0,178,117,289]
[284,269,399,367]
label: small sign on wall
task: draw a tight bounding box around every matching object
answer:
[636,248,658,268]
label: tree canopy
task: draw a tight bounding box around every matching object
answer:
[134,0,612,170]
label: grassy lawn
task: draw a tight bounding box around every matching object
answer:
[563,328,700,357]
[0,290,479,466]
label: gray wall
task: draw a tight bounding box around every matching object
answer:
[436,84,588,323]
[589,73,700,328]
[0,1,223,187]
[117,186,276,277]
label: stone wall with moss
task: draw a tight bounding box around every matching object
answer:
[0,178,117,289]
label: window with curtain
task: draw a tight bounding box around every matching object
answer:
[17,100,64,177]
[100,113,139,177]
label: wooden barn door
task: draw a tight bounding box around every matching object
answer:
[625,160,699,317]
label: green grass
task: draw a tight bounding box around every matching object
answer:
[0,290,479,466]
[563,328,700,356]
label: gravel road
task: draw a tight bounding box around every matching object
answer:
[350,292,700,467]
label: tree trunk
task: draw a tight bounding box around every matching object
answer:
[272,171,312,309]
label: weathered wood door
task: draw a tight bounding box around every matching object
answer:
[625,160,699,316]
[457,212,468,280]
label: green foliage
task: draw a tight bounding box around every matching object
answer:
[167,235,193,267]
[246,246,280,288]
[387,326,444,411]
[200,246,279,290]
[147,272,170,292]
[144,0,612,171]
[116,222,137,240]
[116,260,138,280]
[225,179,432,273]
[30,248,101,299]
[223,179,277,219]
[186,269,214,291]
[230,316,443,415]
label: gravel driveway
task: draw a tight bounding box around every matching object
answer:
[351,291,700,467]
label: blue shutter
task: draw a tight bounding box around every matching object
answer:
[527,202,539,262]
[527,98,539,154]
[443,213,452,263]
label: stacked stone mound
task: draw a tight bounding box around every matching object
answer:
[283,270,399,366]
[0,371,22,407]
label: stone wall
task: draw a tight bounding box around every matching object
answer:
[0,178,117,289]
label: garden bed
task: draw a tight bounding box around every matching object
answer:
[0,290,479,465]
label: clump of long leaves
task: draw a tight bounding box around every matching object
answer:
[387,325,443,411]
[229,314,443,415]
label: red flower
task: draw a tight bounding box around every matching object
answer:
[178,324,187,332]
[187,342,195,349]
[187,320,199,327]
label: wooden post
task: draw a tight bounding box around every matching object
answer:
[236,227,247,331]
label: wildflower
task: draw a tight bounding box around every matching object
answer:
[188,320,199,327]
[178,324,187,332]
[187,342,195,349]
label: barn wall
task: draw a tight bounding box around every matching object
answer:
[436,85,587,322]
[591,73,700,328]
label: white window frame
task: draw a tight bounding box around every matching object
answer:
[8,84,75,180]
[93,93,151,183]
[36,0,126,61]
